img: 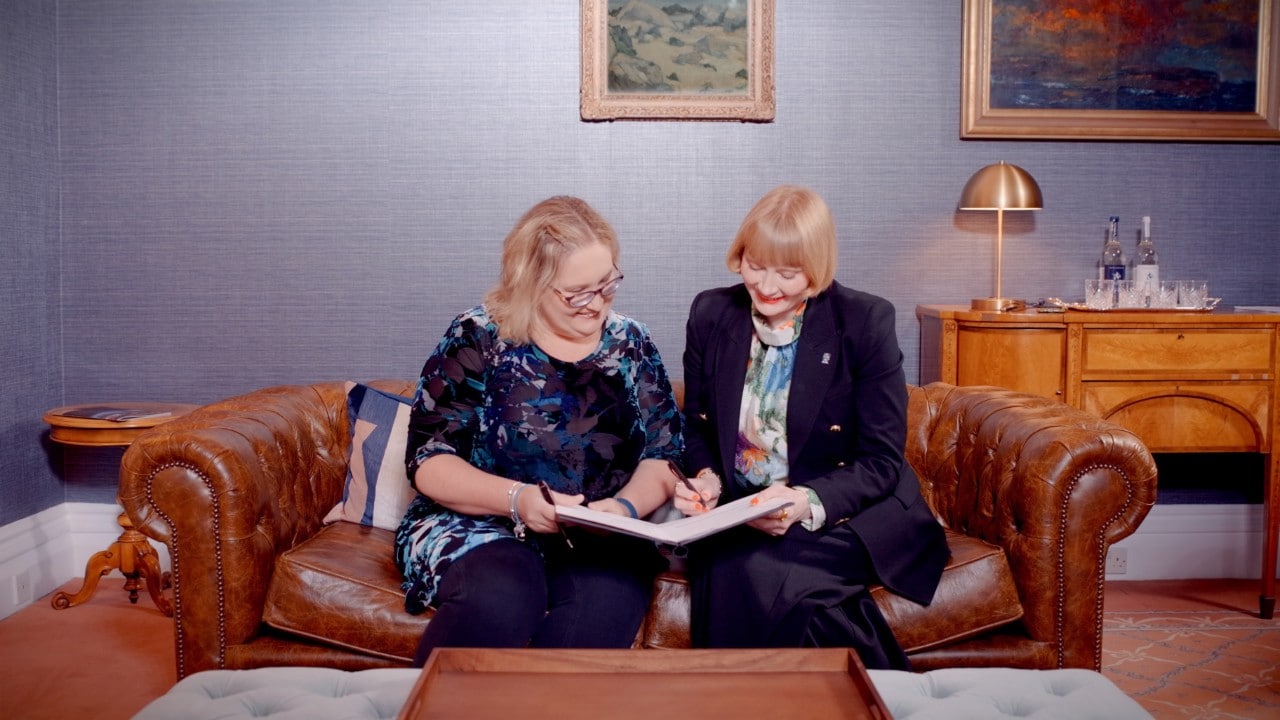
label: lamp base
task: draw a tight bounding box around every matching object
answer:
[971,297,1025,312]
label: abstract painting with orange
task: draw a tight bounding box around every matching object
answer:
[989,0,1260,111]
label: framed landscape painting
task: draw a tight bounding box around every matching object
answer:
[961,0,1280,141]
[580,0,775,121]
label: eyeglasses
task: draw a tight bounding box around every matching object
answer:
[552,270,624,308]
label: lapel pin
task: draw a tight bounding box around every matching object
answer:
[821,352,831,365]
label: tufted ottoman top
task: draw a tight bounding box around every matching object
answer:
[132,667,420,720]
[133,665,1151,720]
[872,668,1152,719]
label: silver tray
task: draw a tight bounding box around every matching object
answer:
[1044,297,1221,312]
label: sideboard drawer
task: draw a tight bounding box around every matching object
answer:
[1081,329,1275,378]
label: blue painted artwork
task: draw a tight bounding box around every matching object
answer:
[989,0,1260,112]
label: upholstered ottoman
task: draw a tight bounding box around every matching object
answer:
[870,668,1153,719]
[132,665,1152,719]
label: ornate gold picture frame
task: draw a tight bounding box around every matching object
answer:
[961,0,1280,141]
[580,0,775,121]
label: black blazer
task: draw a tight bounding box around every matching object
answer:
[682,281,946,604]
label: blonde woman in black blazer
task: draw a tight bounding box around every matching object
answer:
[674,185,948,670]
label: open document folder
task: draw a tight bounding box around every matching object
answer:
[555,493,793,547]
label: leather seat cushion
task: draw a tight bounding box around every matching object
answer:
[263,522,424,662]
[646,529,1023,654]
[872,529,1024,652]
[263,524,1022,661]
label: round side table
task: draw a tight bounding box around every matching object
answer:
[43,402,199,616]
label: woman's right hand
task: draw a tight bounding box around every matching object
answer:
[673,469,723,516]
[518,484,584,534]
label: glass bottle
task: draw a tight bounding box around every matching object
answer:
[1133,215,1160,305]
[1101,216,1126,281]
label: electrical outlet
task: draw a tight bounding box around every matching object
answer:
[12,569,33,605]
[1106,547,1128,575]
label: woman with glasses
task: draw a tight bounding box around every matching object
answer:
[394,196,683,666]
[673,185,948,669]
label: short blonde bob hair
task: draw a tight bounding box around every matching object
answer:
[726,185,837,295]
[485,196,619,344]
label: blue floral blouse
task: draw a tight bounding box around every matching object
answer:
[394,305,683,613]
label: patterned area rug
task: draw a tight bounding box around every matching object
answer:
[1103,610,1280,719]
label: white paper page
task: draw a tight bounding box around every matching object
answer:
[556,493,793,546]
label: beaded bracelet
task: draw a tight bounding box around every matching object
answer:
[507,482,529,540]
[614,496,638,519]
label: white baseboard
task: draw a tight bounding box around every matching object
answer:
[1107,503,1280,581]
[0,502,1275,620]
[0,502,169,621]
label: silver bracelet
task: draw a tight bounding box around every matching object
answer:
[507,482,529,540]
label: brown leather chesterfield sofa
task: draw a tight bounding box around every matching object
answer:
[119,380,1157,679]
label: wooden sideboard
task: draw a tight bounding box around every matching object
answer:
[916,304,1280,619]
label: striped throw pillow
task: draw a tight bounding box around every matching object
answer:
[323,383,417,531]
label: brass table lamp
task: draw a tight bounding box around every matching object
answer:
[959,162,1043,312]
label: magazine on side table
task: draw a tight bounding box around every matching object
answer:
[54,406,175,422]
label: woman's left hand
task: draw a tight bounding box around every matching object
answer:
[745,484,811,536]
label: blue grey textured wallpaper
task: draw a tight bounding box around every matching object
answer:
[3,1,1279,518]
[1,0,62,523]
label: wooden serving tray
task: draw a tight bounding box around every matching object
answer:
[398,648,889,720]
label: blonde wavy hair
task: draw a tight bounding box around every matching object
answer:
[726,185,837,295]
[485,196,620,344]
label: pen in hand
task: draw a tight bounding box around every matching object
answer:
[667,459,705,510]
[537,481,574,549]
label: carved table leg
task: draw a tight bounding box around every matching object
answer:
[51,512,172,617]
[127,536,174,617]
[50,547,117,610]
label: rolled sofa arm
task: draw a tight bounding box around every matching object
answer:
[906,383,1158,669]
[118,381,355,676]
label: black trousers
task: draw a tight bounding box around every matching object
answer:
[688,524,910,670]
[412,532,662,667]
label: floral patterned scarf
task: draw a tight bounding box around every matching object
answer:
[734,302,805,489]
